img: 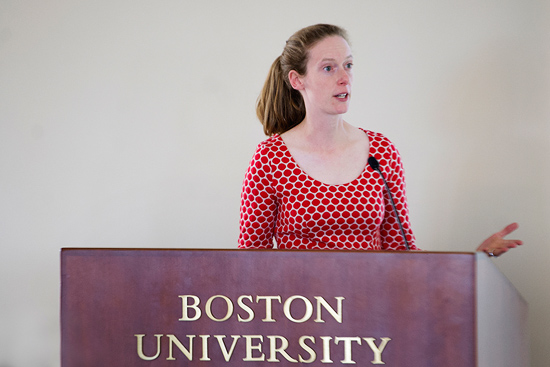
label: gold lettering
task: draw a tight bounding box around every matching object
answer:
[178,295,201,321]
[135,334,162,361]
[177,294,347,324]
[283,295,314,323]
[315,296,345,323]
[298,336,316,363]
[320,336,333,363]
[255,296,281,322]
[205,295,233,322]
[166,334,194,361]
[243,335,265,361]
[363,337,391,365]
[335,336,361,364]
[214,335,241,362]
[267,335,298,363]
[134,332,391,364]
[199,335,210,361]
[237,295,254,322]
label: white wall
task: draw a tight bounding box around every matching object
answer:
[1,0,548,365]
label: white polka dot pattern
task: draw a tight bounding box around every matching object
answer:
[238,129,417,251]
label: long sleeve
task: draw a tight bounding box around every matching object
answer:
[238,143,278,249]
[375,138,417,250]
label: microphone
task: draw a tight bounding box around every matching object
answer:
[368,157,410,250]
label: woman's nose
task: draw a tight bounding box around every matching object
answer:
[338,70,350,85]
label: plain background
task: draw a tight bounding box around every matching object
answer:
[1,0,548,366]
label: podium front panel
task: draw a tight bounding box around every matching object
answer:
[61,249,477,366]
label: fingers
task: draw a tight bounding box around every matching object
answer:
[497,222,519,238]
[508,239,523,247]
[479,223,523,257]
[485,238,523,257]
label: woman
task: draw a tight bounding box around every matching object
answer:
[238,24,521,256]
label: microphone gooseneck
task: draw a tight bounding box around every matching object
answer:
[368,156,410,250]
[367,156,380,171]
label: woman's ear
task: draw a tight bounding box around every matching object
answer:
[288,70,304,90]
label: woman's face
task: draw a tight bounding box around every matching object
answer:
[292,36,353,118]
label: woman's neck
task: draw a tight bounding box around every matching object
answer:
[288,114,353,149]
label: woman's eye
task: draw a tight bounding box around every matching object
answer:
[346,62,353,69]
[323,66,333,72]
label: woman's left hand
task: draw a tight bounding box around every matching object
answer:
[476,222,523,257]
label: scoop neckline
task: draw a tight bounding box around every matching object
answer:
[274,128,374,187]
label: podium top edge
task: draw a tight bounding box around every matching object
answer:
[60,248,476,255]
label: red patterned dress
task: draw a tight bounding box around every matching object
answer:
[238,129,417,251]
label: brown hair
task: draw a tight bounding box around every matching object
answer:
[256,24,350,136]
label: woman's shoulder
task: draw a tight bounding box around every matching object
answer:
[249,134,287,163]
[258,134,283,147]
[358,128,396,148]
[254,134,284,153]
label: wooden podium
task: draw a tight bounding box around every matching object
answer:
[60,249,528,366]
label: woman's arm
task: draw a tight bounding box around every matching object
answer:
[375,135,417,251]
[238,144,278,249]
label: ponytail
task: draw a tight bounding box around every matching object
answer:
[256,24,349,136]
[256,56,305,136]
